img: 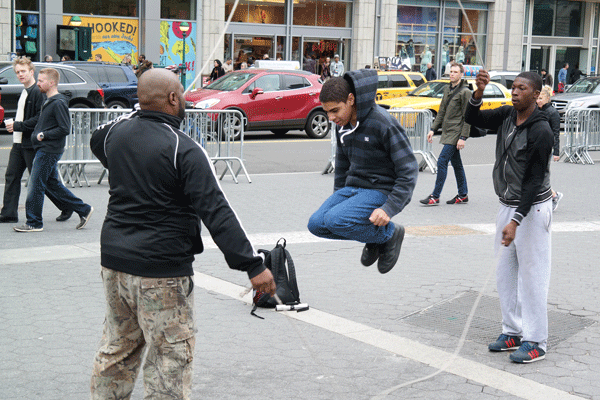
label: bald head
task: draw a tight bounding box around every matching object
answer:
[138,69,185,118]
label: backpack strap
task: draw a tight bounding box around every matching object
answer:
[283,247,300,303]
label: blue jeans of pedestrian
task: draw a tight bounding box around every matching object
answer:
[26,151,91,228]
[432,144,468,198]
[307,186,395,244]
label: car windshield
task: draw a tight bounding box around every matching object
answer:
[566,78,600,94]
[205,72,256,91]
[408,81,449,98]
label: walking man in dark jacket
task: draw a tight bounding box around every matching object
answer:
[1,57,69,223]
[13,68,93,232]
[420,62,471,206]
[307,70,418,274]
[89,68,275,398]
[425,62,437,81]
[466,70,553,363]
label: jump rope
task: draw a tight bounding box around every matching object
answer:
[213,0,499,395]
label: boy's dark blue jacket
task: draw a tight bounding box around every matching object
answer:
[334,69,418,218]
[31,93,70,154]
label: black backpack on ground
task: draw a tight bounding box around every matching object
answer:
[252,238,301,318]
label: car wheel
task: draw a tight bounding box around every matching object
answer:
[107,100,128,109]
[271,129,289,137]
[220,112,243,141]
[305,111,330,139]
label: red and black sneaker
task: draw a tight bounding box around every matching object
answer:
[419,194,439,206]
[446,194,469,204]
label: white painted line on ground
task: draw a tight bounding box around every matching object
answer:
[195,271,585,400]
[2,221,599,265]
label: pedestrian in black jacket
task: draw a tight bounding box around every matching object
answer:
[209,59,225,82]
[425,63,437,81]
[13,68,93,232]
[537,86,563,211]
[89,68,275,398]
[1,57,69,223]
[466,70,553,364]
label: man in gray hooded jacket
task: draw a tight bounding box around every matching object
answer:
[307,70,418,274]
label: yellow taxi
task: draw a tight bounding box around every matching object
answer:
[376,71,427,101]
[377,79,512,119]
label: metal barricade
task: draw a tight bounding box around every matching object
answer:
[389,109,437,173]
[563,108,600,165]
[321,110,436,175]
[62,108,251,186]
[181,109,250,183]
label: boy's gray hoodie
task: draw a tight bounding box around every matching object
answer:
[334,69,418,218]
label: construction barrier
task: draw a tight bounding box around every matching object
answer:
[322,109,436,174]
[61,108,251,186]
[563,108,600,165]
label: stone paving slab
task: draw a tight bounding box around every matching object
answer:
[1,160,599,399]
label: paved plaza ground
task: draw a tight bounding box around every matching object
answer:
[1,150,599,399]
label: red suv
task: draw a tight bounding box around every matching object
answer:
[185,69,330,139]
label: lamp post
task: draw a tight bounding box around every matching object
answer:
[179,22,190,88]
[69,16,82,61]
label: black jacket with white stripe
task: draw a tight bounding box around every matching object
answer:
[90,109,266,279]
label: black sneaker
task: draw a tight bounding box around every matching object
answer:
[360,243,380,267]
[76,207,94,230]
[13,224,43,232]
[0,215,19,223]
[446,194,469,204]
[377,225,405,274]
[509,342,546,363]
[488,334,522,352]
[419,195,439,206]
[56,210,73,222]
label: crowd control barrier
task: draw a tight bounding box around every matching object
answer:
[61,108,251,187]
[322,110,436,175]
[563,108,600,165]
[389,109,437,173]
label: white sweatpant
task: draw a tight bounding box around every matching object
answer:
[494,199,552,351]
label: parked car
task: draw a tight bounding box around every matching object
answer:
[0,62,104,124]
[551,76,600,121]
[185,69,329,139]
[62,61,138,109]
[376,71,427,101]
[377,79,512,123]
[488,71,520,90]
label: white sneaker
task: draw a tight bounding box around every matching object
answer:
[552,192,563,212]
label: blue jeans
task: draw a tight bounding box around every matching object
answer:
[307,186,395,244]
[432,144,468,198]
[26,151,91,228]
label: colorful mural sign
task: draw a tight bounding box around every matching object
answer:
[62,16,139,63]
[160,21,196,85]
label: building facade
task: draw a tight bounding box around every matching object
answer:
[1,0,600,90]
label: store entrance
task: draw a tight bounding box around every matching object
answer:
[233,36,274,69]
[295,38,340,76]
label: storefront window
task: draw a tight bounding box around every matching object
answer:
[397,6,439,72]
[16,0,38,12]
[233,36,273,69]
[293,0,352,27]
[63,0,137,17]
[532,0,584,37]
[276,36,285,60]
[303,39,339,74]
[225,0,285,24]
[162,0,196,20]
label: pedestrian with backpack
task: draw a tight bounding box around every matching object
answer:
[307,70,418,274]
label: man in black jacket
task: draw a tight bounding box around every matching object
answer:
[0,57,69,223]
[89,68,275,398]
[466,70,553,363]
[13,68,93,232]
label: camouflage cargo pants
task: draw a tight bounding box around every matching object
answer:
[91,267,196,400]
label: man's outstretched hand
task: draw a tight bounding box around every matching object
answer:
[250,268,276,295]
